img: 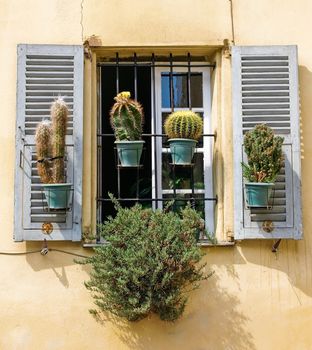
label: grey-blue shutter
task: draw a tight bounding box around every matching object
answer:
[14,44,83,241]
[232,45,302,240]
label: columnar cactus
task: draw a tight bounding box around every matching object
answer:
[110,91,144,140]
[164,111,203,140]
[35,97,68,184]
[51,98,68,183]
[35,120,52,184]
[242,124,284,183]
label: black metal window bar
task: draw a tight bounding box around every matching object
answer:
[97,52,217,240]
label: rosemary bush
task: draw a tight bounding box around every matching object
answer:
[242,124,284,183]
[82,199,210,322]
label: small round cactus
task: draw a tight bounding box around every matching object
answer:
[164,111,203,140]
[35,120,52,184]
[110,91,144,141]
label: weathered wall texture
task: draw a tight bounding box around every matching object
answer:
[0,0,311,349]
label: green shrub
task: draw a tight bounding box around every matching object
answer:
[81,198,210,322]
[242,124,284,183]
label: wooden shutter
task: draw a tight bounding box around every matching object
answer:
[14,44,83,241]
[232,45,302,240]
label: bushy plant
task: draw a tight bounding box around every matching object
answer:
[35,97,68,184]
[164,111,203,140]
[110,91,144,141]
[242,124,284,183]
[81,198,210,322]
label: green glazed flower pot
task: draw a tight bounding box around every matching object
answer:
[115,140,145,167]
[168,138,197,165]
[43,183,72,210]
[245,182,274,207]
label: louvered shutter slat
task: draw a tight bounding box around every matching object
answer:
[14,44,83,241]
[232,45,302,240]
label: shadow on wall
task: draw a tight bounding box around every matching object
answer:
[91,255,256,350]
[24,241,91,288]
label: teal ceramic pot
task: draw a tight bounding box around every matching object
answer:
[43,183,72,209]
[115,140,145,167]
[168,138,197,165]
[245,182,274,207]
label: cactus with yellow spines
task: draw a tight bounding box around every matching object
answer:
[35,97,68,184]
[164,111,203,140]
[51,97,68,183]
[35,120,53,184]
[110,91,144,141]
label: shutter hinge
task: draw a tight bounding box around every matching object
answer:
[18,126,26,143]
[223,39,232,59]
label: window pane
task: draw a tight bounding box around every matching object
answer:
[161,74,170,108]
[162,153,204,190]
[161,73,203,108]
[190,74,203,108]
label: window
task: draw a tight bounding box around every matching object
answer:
[14,44,302,242]
[97,54,216,239]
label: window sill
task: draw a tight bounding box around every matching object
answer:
[82,240,235,248]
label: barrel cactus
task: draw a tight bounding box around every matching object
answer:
[35,97,68,184]
[109,91,144,141]
[164,111,203,140]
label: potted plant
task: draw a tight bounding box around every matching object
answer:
[164,111,203,165]
[242,124,284,207]
[79,196,211,322]
[35,97,71,209]
[110,91,145,167]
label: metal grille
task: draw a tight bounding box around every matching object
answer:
[97,53,216,234]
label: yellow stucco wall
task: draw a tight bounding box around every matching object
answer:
[0,0,312,349]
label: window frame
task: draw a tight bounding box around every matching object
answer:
[95,54,217,240]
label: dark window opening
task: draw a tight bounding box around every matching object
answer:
[99,65,152,222]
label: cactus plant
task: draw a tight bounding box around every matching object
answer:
[35,97,68,184]
[164,111,203,165]
[242,124,284,207]
[164,111,203,141]
[109,91,145,167]
[110,91,144,141]
[35,97,71,209]
[242,124,284,183]
[51,97,68,183]
[35,120,53,184]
